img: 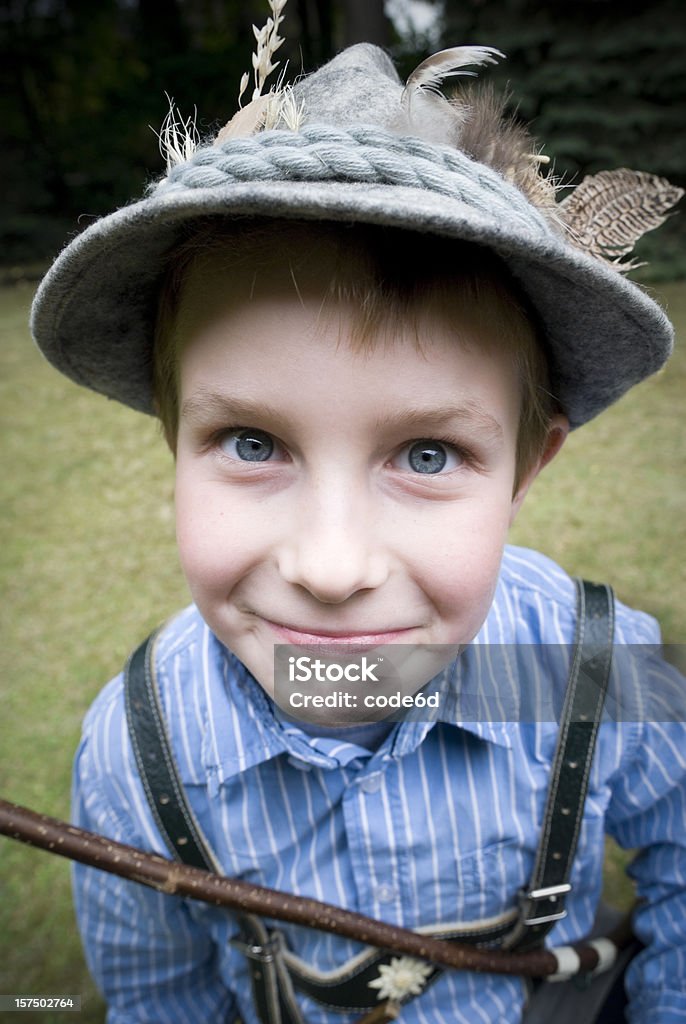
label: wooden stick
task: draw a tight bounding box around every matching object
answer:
[0,797,631,978]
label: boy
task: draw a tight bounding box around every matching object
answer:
[30,32,685,1024]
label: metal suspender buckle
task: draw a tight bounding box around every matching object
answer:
[520,883,572,926]
[230,933,283,965]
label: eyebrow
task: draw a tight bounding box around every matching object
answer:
[180,390,283,426]
[181,389,505,442]
[373,402,505,442]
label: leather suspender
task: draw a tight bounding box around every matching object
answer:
[124,578,614,1019]
[502,579,615,950]
[125,635,219,872]
[124,633,305,1024]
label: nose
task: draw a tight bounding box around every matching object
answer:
[277,484,389,604]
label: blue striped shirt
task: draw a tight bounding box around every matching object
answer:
[72,546,686,1022]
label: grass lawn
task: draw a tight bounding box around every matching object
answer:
[0,279,684,1022]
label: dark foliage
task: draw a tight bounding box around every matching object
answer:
[2,0,684,278]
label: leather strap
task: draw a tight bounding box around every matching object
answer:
[503,579,615,950]
[281,915,519,1012]
[124,632,304,1024]
[124,632,219,871]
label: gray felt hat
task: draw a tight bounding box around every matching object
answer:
[30,43,681,428]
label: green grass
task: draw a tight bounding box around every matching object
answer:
[0,280,684,1021]
[510,279,686,640]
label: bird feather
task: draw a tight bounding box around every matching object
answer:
[214,94,272,143]
[453,84,559,217]
[397,49,561,221]
[559,169,684,268]
[404,46,504,100]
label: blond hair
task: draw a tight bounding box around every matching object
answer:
[153,218,557,492]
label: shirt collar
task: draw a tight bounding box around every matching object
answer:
[201,648,516,797]
[201,633,385,789]
[431,643,521,747]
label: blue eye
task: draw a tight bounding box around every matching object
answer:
[220,428,275,462]
[401,439,462,475]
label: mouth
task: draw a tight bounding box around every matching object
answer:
[262,619,419,652]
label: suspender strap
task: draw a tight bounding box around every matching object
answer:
[503,578,615,951]
[124,632,304,1024]
[124,576,614,1013]
[124,632,218,871]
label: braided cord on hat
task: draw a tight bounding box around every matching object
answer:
[154,125,552,235]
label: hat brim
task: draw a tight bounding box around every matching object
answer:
[31,174,672,429]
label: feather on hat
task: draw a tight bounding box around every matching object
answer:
[30,11,682,429]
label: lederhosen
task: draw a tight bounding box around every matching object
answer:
[125,579,615,1023]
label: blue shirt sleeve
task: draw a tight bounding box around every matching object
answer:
[604,651,686,1023]
[71,678,239,1024]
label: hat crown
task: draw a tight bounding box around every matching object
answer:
[293,43,402,130]
[30,42,677,426]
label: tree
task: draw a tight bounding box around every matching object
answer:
[2,0,683,277]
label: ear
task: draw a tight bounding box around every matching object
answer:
[509,413,569,525]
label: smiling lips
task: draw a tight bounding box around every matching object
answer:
[263,619,418,649]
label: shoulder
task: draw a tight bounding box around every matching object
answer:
[80,604,209,750]
[74,606,219,843]
[494,546,685,749]
[75,605,272,820]
[494,544,662,645]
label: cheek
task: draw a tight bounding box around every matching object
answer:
[174,473,257,598]
[410,500,512,636]
[175,500,222,598]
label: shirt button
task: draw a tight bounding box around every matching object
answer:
[360,774,382,793]
[376,884,397,903]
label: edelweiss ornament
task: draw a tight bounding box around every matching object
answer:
[368,956,433,1001]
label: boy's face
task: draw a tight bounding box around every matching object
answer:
[173,255,563,713]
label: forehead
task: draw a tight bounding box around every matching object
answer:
[176,249,523,447]
[169,220,535,363]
